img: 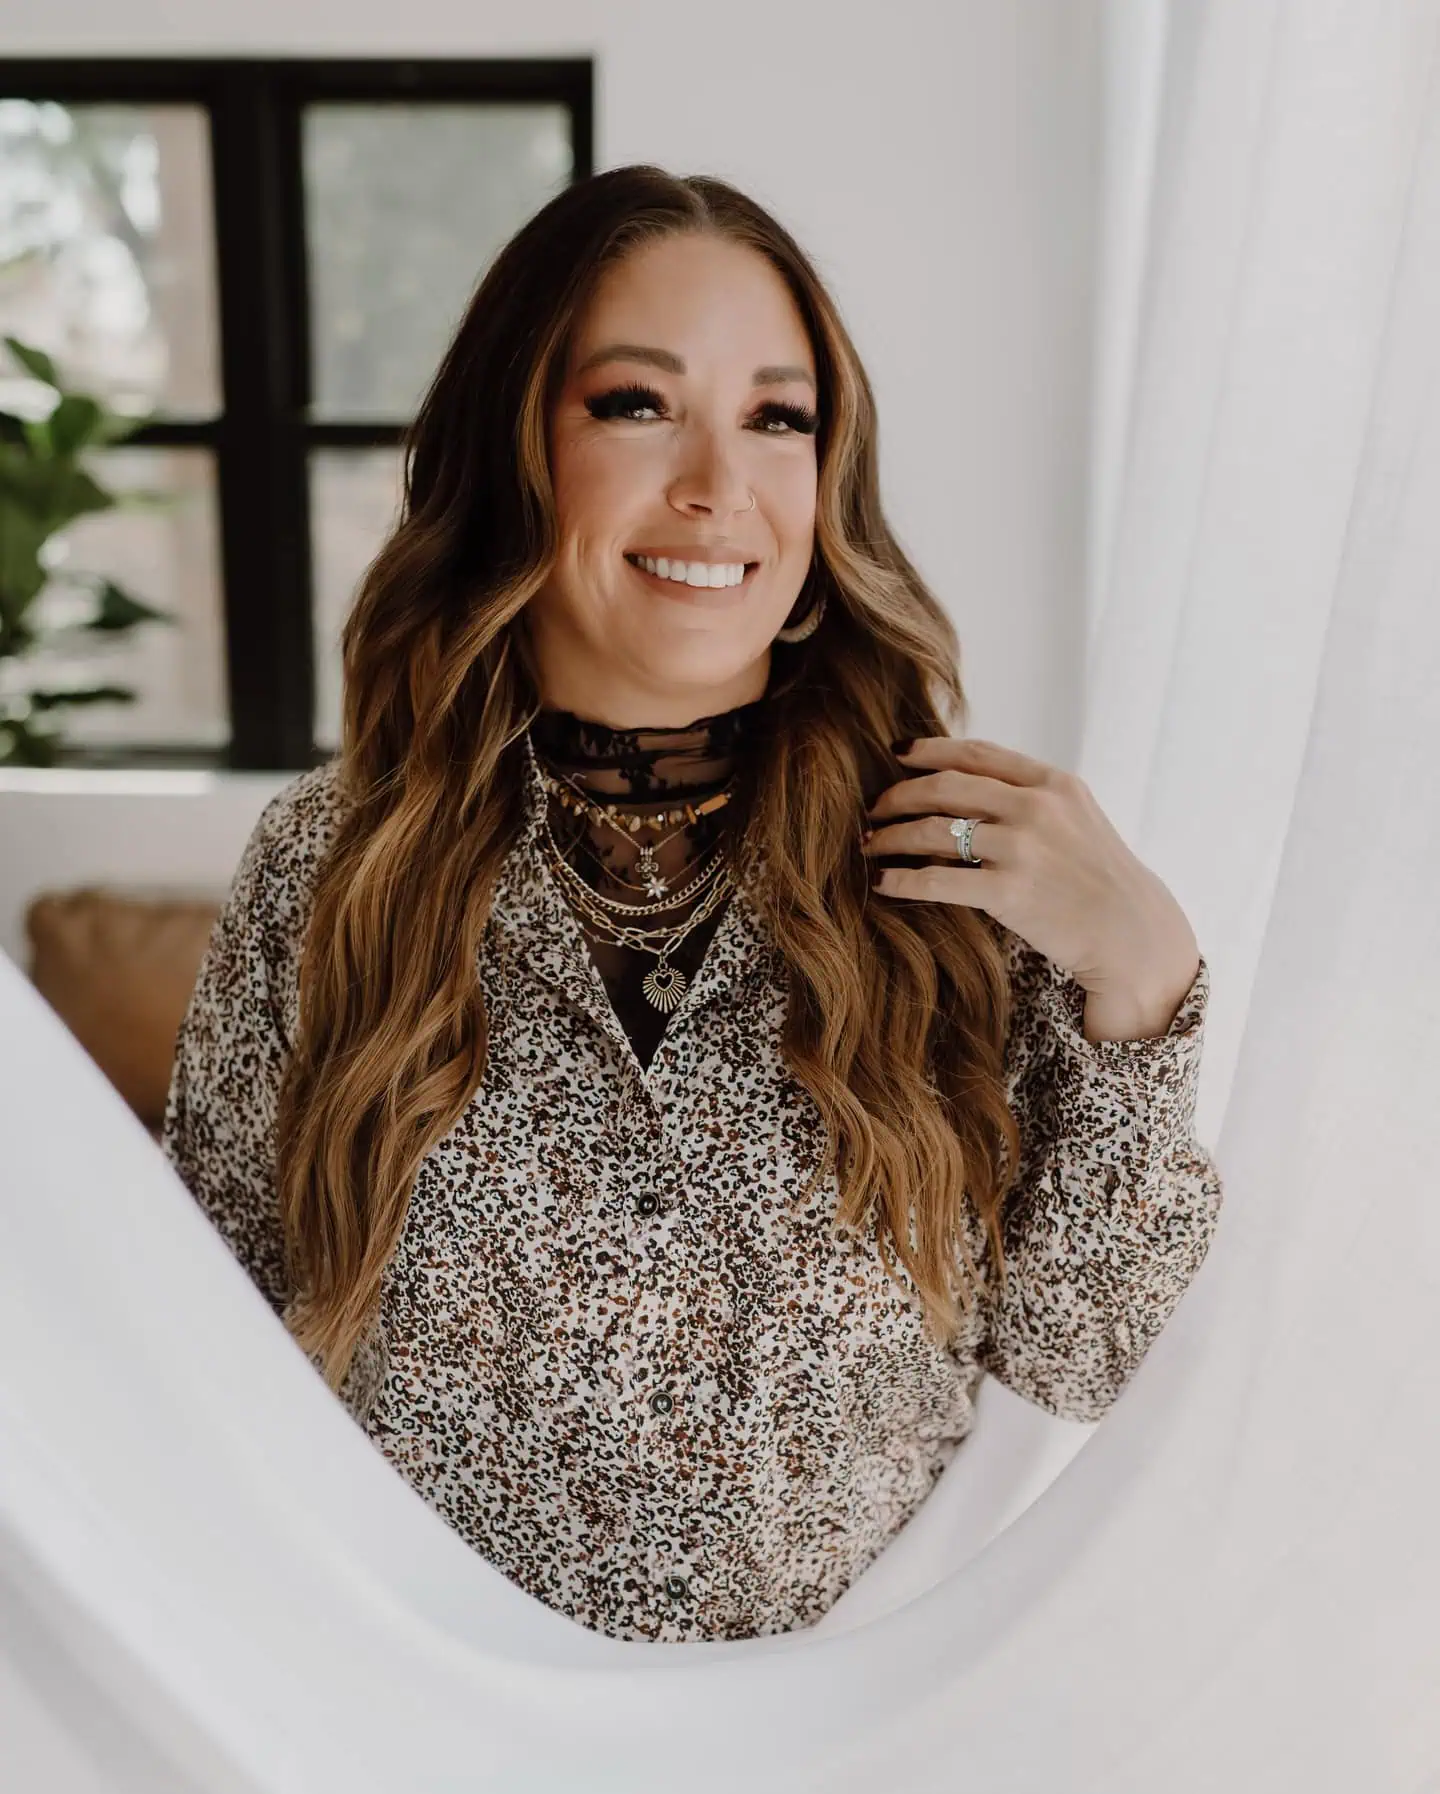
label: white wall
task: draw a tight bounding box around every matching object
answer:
[0,0,1102,963]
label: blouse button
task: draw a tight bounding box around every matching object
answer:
[662,1574,691,1601]
[634,1192,660,1216]
[649,1390,674,1415]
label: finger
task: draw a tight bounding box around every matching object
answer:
[898,735,1058,790]
[862,814,1003,864]
[870,861,998,907]
[867,765,1023,825]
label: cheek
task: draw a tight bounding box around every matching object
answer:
[548,432,644,536]
[778,511,817,572]
[770,459,818,546]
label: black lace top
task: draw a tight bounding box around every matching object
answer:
[526,699,771,1069]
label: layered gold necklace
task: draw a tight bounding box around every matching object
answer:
[522,728,739,1013]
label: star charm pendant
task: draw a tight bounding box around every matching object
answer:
[636,845,668,897]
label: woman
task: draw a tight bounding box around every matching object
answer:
[162,164,1222,1645]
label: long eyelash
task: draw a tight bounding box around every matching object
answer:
[760,399,820,436]
[585,382,819,437]
[584,382,668,420]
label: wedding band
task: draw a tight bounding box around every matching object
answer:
[949,817,983,865]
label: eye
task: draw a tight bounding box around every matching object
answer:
[584,383,819,437]
[754,400,819,437]
[585,382,667,423]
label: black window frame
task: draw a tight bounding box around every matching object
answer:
[0,57,594,771]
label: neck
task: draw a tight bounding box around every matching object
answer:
[528,696,768,804]
[530,646,772,736]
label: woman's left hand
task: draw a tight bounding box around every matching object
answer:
[862,736,1199,1000]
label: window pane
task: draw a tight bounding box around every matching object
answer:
[310,447,405,750]
[303,103,572,422]
[17,447,227,750]
[0,100,220,419]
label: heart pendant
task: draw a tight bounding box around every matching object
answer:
[642,961,687,1013]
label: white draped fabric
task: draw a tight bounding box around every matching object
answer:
[3,2,1439,1786]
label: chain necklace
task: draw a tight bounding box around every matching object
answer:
[539,816,734,1011]
[552,805,730,902]
[565,829,702,898]
[525,728,736,898]
[543,819,729,917]
[545,844,736,1012]
[524,724,739,1012]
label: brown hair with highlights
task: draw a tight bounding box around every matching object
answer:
[274,165,1021,1395]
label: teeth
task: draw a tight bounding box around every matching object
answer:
[627,554,748,588]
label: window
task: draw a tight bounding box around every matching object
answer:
[0,58,592,769]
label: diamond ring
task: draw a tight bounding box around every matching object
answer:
[949,817,983,866]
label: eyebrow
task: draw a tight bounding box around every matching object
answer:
[573,342,816,392]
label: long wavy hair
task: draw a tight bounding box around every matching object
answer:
[274,165,1022,1396]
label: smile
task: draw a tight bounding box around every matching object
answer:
[623,553,759,605]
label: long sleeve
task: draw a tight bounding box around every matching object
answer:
[160,764,388,1421]
[160,792,299,1320]
[974,920,1224,1422]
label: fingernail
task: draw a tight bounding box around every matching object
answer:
[890,737,914,756]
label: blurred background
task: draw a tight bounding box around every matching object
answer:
[0,70,585,765]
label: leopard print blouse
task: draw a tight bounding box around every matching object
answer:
[160,746,1222,1645]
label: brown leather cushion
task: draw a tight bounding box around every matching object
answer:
[26,888,223,1130]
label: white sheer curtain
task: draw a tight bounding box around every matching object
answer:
[3,4,1439,1789]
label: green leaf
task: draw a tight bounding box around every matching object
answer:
[47,464,115,527]
[0,442,52,510]
[21,416,52,460]
[0,437,38,485]
[0,497,49,613]
[48,395,106,457]
[27,684,136,711]
[0,450,114,527]
[4,337,60,389]
[89,580,174,631]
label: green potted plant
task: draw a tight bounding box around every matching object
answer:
[0,335,174,766]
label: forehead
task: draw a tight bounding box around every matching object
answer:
[569,233,815,373]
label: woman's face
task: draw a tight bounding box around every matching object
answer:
[529,230,821,725]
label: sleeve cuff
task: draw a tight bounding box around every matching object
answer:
[1040,953,1211,1149]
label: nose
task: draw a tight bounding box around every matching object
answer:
[666,429,752,519]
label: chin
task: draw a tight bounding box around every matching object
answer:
[621,642,772,694]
